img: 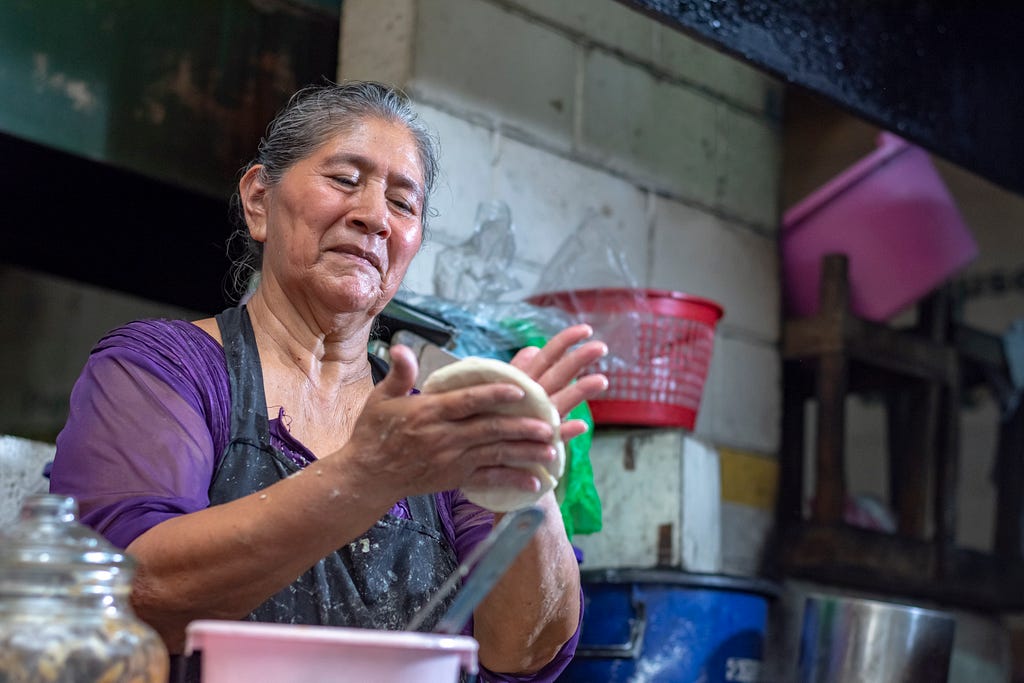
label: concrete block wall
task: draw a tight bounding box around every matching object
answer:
[341,0,783,455]
[341,0,784,574]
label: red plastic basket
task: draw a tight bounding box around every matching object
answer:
[528,288,724,429]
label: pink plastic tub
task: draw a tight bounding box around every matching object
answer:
[782,132,978,321]
[185,620,478,683]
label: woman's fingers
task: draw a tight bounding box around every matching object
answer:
[408,427,558,494]
[371,344,418,400]
[549,373,609,418]
[463,465,544,493]
[511,345,542,366]
[419,381,529,421]
[508,324,610,419]
[360,391,558,463]
[538,339,608,399]
[558,418,590,443]
[357,329,610,498]
[512,324,595,380]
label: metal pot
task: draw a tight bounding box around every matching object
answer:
[798,593,956,682]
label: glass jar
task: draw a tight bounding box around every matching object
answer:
[0,493,169,682]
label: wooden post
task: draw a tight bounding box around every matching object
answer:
[811,254,850,525]
[779,362,807,524]
[994,400,1024,559]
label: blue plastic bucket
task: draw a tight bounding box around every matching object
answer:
[561,569,778,683]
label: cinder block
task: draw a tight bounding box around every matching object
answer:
[412,0,577,148]
[713,103,781,228]
[655,24,782,116]
[718,445,779,575]
[649,197,779,342]
[507,0,782,122]
[416,104,495,239]
[580,50,718,207]
[503,0,656,64]
[338,0,416,85]
[491,136,649,281]
[695,334,780,453]
[398,241,445,297]
[403,232,542,303]
[720,501,774,576]
[575,429,722,573]
[718,446,779,511]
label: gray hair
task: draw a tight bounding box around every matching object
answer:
[226,80,439,301]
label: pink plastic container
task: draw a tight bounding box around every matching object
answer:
[185,620,478,683]
[782,132,978,321]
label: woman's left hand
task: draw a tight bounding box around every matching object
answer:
[471,325,606,674]
[509,324,608,441]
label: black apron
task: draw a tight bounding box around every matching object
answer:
[172,306,458,682]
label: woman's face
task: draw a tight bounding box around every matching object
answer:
[247,116,426,321]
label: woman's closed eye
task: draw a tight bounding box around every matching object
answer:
[388,195,416,214]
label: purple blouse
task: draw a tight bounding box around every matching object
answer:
[50,318,579,683]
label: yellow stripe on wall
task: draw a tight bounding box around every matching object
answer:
[718,447,778,510]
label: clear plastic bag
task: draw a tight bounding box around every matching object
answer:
[530,212,649,375]
[414,201,602,537]
[433,200,521,303]
[420,199,569,358]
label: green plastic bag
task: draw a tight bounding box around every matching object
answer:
[502,319,603,540]
[557,400,602,539]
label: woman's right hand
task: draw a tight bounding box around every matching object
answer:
[339,344,560,506]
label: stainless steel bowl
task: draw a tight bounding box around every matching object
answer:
[798,593,957,682]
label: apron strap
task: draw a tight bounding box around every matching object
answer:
[215,305,272,449]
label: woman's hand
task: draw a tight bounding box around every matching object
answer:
[469,325,605,674]
[347,326,605,675]
[340,344,562,506]
[509,323,609,441]
[344,325,607,502]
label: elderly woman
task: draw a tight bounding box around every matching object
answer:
[48,81,607,682]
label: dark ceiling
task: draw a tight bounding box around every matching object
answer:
[617,0,1024,198]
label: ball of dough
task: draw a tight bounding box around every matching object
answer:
[421,357,564,511]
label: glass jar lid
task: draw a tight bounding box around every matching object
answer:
[0,493,134,597]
